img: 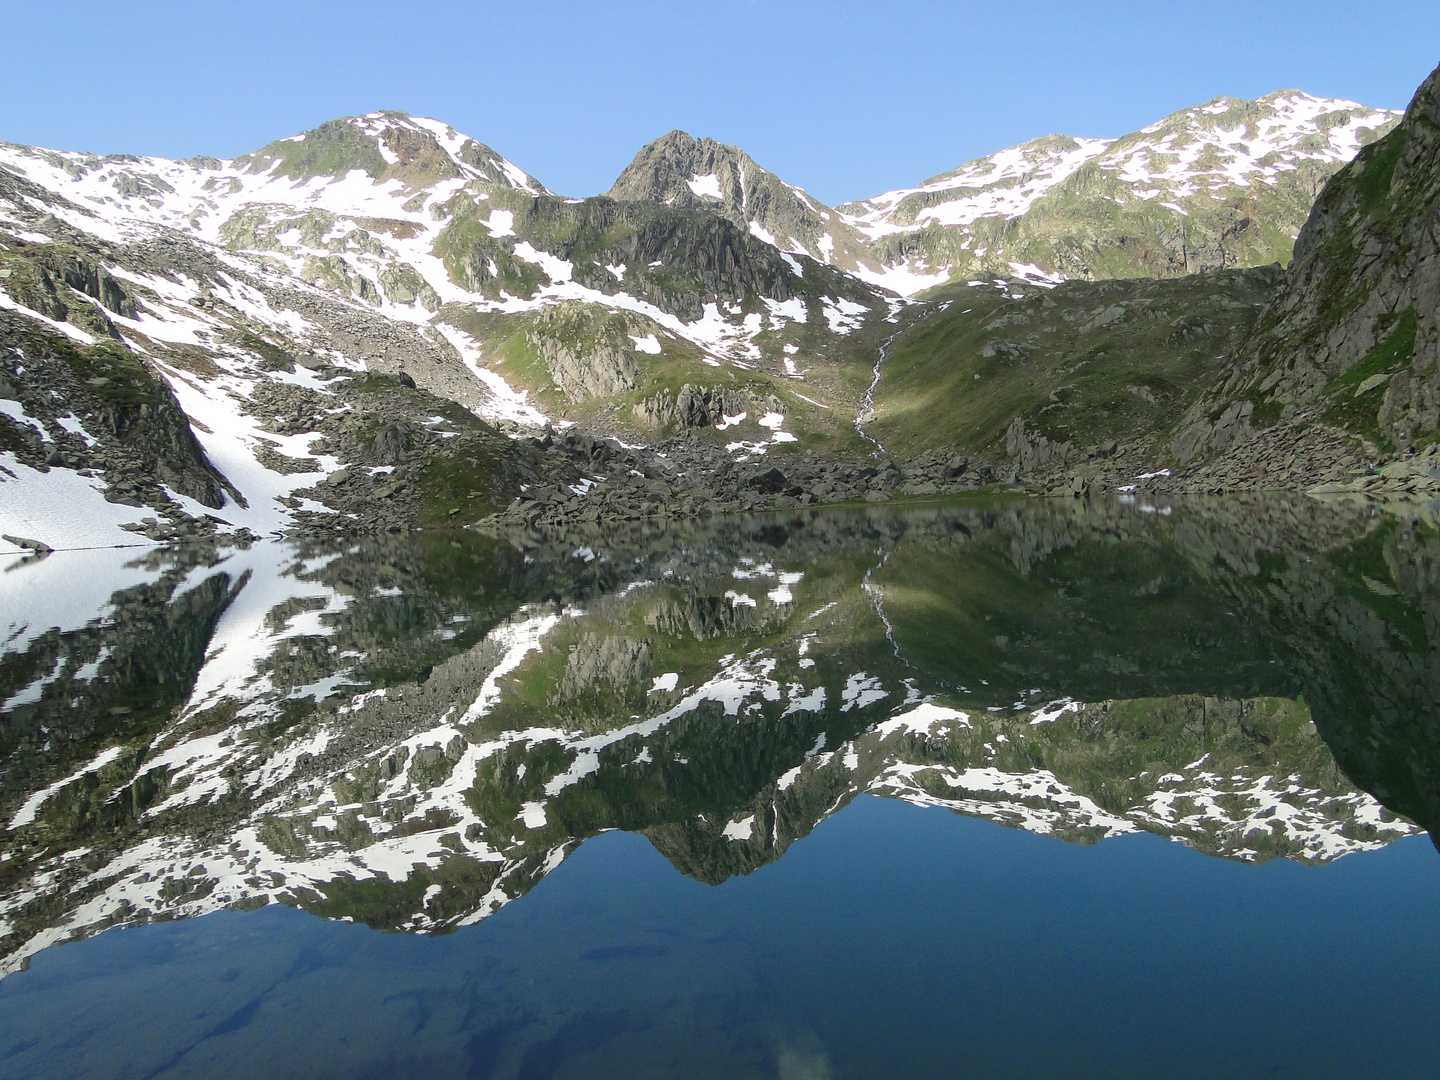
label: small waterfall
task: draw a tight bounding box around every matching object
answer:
[854,304,938,455]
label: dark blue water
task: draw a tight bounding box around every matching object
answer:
[3,795,1437,1080]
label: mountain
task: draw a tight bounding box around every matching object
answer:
[839,91,1402,291]
[1169,64,1440,469]
[856,66,1440,497]
[0,76,1428,556]
[0,111,900,554]
[605,130,912,290]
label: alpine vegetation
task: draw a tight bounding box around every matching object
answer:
[0,68,1436,554]
[5,60,1440,1077]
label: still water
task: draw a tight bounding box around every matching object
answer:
[1,494,1438,1077]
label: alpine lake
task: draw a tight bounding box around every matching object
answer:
[2,492,1440,1079]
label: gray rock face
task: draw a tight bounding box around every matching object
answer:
[556,633,654,714]
[1005,416,1076,472]
[0,245,137,339]
[633,383,783,431]
[378,264,441,311]
[522,303,649,403]
[33,250,137,321]
[1172,61,1440,463]
[605,130,882,277]
[0,309,227,510]
[544,342,636,401]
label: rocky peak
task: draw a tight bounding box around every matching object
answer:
[606,130,883,279]
[605,130,748,211]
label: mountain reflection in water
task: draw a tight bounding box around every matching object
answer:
[2,493,1438,979]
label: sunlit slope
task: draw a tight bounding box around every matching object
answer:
[868,270,1280,461]
[843,91,1401,289]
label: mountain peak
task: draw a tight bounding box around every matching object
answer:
[604,131,885,281]
[605,130,748,206]
[651,129,705,149]
[233,111,549,193]
[843,87,1404,291]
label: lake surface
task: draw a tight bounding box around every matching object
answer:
[2,493,1439,1078]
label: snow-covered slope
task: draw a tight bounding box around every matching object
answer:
[846,134,1112,249]
[839,90,1402,290]
[0,110,888,367]
[0,112,548,241]
[0,113,896,552]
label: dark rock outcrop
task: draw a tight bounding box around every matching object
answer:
[0,310,227,509]
[633,383,783,431]
[605,130,881,276]
[1173,61,1440,464]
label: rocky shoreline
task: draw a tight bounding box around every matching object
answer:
[17,406,1438,554]
[467,432,991,533]
[313,417,1440,543]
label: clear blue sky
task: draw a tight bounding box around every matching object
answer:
[2,1,1436,205]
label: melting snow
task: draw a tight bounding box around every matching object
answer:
[686,174,723,199]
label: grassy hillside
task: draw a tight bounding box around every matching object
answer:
[870,270,1281,461]
[436,301,878,454]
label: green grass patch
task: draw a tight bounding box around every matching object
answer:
[62,338,165,410]
[309,869,430,929]
[1323,516,1428,651]
[870,270,1280,457]
[415,434,524,524]
[1321,307,1416,450]
[235,119,388,181]
[240,332,296,372]
[1355,127,1408,216]
[1250,399,1283,428]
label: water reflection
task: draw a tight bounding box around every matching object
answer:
[2,494,1437,974]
